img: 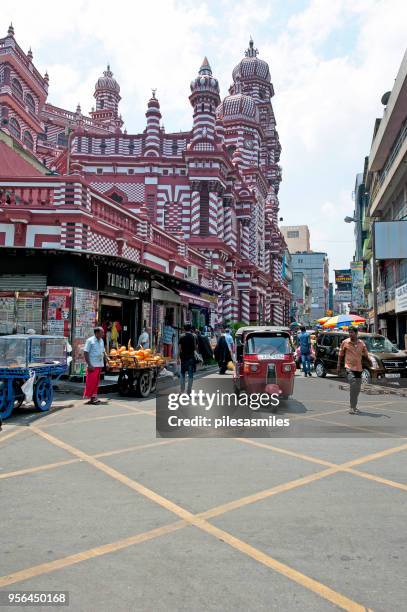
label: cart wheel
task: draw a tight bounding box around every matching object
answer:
[34,377,53,411]
[118,370,134,396]
[0,382,14,420]
[150,370,158,394]
[135,371,151,398]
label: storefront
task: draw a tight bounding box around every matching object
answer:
[0,248,218,372]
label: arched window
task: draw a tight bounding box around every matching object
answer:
[57,132,68,147]
[9,117,21,139]
[25,93,36,114]
[100,99,104,109]
[12,78,24,101]
[23,130,34,150]
[201,103,205,112]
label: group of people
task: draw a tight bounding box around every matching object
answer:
[82,323,235,403]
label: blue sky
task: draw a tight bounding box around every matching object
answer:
[5,0,407,278]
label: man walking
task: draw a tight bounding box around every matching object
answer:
[83,327,108,405]
[178,324,196,395]
[337,326,371,414]
[298,326,312,377]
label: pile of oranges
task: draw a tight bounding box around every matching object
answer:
[108,342,165,370]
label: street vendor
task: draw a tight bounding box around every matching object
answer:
[83,327,109,405]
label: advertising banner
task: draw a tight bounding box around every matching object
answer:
[335,269,352,292]
[351,261,365,309]
[46,287,72,337]
[72,288,98,375]
[395,283,407,314]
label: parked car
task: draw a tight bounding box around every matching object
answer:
[314,331,407,383]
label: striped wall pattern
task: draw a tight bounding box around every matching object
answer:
[216,198,224,241]
[192,101,216,142]
[240,221,250,260]
[208,192,218,235]
[162,138,187,156]
[60,222,88,250]
[145,106,161,157]
[239,290,250,323]
[190,191,200,234]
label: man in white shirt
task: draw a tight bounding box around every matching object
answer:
[83,327,108,404]
[138,327,150,349]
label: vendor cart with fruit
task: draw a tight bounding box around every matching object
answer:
[108,343,166,398]
[0,335,69,420]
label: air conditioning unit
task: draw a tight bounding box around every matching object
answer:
[187,265,199,281]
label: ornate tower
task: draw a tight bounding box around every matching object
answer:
[90,65,123,131]
[189,58,220,143]
[144,90,162,157]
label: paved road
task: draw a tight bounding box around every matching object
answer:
[1,371,406,611]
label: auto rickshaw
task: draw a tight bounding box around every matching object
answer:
[233,326,296,399]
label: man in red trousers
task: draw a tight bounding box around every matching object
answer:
[83,327,108,405]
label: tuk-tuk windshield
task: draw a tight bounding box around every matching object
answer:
[245,334,290,356]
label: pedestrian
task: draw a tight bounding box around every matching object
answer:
[178,323,197,395]
[162,320,175,358]
[298,325,312,377]
[224,328,235,354]
[138,327,150,349]
[83,326,109,405]
[337,326,372,414]
[197,329,214,365]
[214,330,232,374]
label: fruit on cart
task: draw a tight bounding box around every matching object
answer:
[109,348,118,356]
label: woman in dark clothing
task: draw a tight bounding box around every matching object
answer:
[197,331,214,365]
[214,333,232,374]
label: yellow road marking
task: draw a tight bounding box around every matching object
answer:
[41,410,147,429]
[115,401,155,415]
[0,439,188,480]
[0,429,24,444]
[6,425,367,611]
[309,415,406,438]
[0,521,185,588]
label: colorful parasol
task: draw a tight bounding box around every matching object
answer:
[322,314,366,329]
[316,317,330,324]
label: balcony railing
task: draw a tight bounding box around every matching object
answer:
[370,118,407,205]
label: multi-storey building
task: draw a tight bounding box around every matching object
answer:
[280,225,310,253]
[364,49,407,346]
[291,252,329,321]
[0,26,290,339]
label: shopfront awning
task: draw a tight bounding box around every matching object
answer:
[179,291,215,308]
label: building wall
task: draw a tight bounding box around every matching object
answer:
[280,225,310,253]
[291,252,329,321]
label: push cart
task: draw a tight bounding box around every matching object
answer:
[0,335,69,420]
[108,350,165,398]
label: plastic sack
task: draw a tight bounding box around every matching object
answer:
[21,371,36,403]
[227,360,235,371]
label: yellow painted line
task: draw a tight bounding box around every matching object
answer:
[309,415,406,439]
[291,407,349,421]
[24,426,367,610]
[193,521,368,612]
[0,459,79,480]
[345,468,407,491]
[235,438,335,467]
[41,410,146,429]
[0,429,24,444]
[0,521,185,588]
[114,401,155,416]
[201,466,339,520]
[0,439,188,480]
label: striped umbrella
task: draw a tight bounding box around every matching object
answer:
[316,316,330,324]
[322,314,366,329]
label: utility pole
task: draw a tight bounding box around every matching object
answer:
[372,219,379,333]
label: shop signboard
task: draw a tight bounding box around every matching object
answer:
[103,270,150,298]
[0,297,15,334]
[335,269,352,292]
[351,261,365,309]
[395,282,407,314]
[46,287,72,337]
[335,291,352,303]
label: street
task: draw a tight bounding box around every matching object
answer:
[1,371,406,611]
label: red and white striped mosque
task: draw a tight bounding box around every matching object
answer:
[0,23,290,333]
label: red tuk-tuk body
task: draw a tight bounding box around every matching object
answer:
[233,326,296,399]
